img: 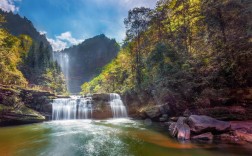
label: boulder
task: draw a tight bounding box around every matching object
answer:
[168,117,190,140]
[188,115,231,134]
[176,117,190,140]
[192,132,213,140]
[168,122,177,137]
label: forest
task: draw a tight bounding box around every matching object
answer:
[0,11,67,94]
[81,0,251,118]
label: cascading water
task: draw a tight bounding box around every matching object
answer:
[109,93,128,118]
[53,52,70,91]
[52,96,93,120]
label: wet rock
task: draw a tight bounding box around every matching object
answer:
[168,122,177,137]
[0,104,45,126]
[176,117,190,140]
[192,132,213,140]
[92,93,110,102]
[188,115,231,134]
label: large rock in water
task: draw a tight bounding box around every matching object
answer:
[188,115,231,134]
[167,117,190,140]
[176,117,191,140]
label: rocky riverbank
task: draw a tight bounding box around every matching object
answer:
[122,88,252,121]
[120,87,252,144]
[162,115,252,144]
[0,85,55,126]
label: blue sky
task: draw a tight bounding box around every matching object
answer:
[0,0,158,51]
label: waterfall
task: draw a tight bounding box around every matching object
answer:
[52,96,93,120]
[53,52,70,91]
[109,93,128,118]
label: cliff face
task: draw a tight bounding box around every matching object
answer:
[57,34,119,93]
[0,85,55,126]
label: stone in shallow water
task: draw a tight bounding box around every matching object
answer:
[176,117,190,140]
[188,115,231,134]
[168,122,177,137]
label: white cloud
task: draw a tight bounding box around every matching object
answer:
[47,31,84,51]
[47,38,68,52]
[56,31,83,45]
[39,31,47,35]
[0,0,19,12]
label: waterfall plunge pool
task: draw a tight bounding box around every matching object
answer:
[0,119,252,156]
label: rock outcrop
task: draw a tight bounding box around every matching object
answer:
[0,85,55,126]
[166,115,233,141]
[167,117,190,140]
[91,93,113,119]
[188,115,231,134]
[176,117,191,140]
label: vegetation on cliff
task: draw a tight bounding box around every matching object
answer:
[81,0,252,118]
[0,13,62,124]
[59,34,120,93]
[0,11,67,94]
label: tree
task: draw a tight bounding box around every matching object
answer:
[124,7,152,87]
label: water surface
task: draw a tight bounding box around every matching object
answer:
[0,119,251,156]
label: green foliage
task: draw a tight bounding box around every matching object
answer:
[0,14,67,94]
[0,23,30,86]
[81,50,133,94]
[20,41,67,94]
[82,0,251,98]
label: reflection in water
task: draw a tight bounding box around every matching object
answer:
[0,119,252,156]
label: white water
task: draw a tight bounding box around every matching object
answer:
[52,96,92,120]
[53,52,70,91]
[109,93,128,118]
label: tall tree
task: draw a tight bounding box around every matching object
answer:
[124,7,152,87]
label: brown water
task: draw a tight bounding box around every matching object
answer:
[0,119,251,156]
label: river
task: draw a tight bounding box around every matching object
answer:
[0,119,251,156]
